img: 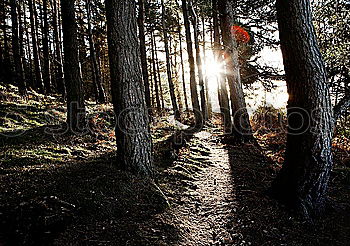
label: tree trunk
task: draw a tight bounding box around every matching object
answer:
[23,0,34,89]
[218,0,252,140]
[42,0,52,93]
[28,0,44,93]
[137,0,151,111]
[161,0,180,120]
[154,34,165,109]
[202,15,212,119]
[177,16,189,112]
[270,0,334,219]
[61,0,86,132]
[53,0,65,96]
[10,0,26,95]
[189,2,207,121]
[86,0,106,104]
[212,0,231,133]
[181,0,202,128]
[105,0,153,177]
[150,30,161,110]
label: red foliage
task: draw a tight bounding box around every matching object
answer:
[231,25,250,43]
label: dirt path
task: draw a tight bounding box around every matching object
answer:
[160,130,240,245]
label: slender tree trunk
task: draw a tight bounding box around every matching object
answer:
[213,0,231,132]
[28,0,44,93]
[218,0,252,140]
[53,0,65,96]
[189,2,207,121]
[2,1,13,83]
[23,0,34,89]
[181,0,202,128]
[42,0,52,93]
[202,15,212,119]
[61,0,86,132]
[161,0,180,120]
[137,0,151,111]
[105,0,153,177]
[86,0,106,104]
[151,30,161,110]
[177,16,189,112]
[10,0,26,95]
[270,0,334,219]
[154,36,165,109]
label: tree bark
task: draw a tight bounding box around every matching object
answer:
[212,0,231,133]
[28,0,44,93]
[61,0,86,132]
[137,0,151,111]
[270,0,334,219]
[161,0,180,120]
[202,15,212,119]
[10,0,26,95]
[154,33,165,109]
[106,0,153,177]
[181,0,202,128]
[218,0,252,140]
[42,0,52,93]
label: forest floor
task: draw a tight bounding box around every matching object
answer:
[0,83,350,245]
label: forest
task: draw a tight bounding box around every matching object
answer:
[0,0,349,245]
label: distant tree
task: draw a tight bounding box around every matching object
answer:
[270,0,334,219]
[10,0,26,95]
[42,0,52,93]
[161,0,180,120]
[182,0,202,128]
[61,0,86,132]
[106,0,153,176]
[138,0,152,111]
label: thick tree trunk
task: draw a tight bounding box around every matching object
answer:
[181,0,202,128]
[106,0,153,177]
[270,0,334,218]
[28,0,44,93]
[161,0,180,120]
[137,0,151,111]
[10,0,26,95]
[189,3,207,121]
[150,30,161,110]
[53,0,65,96]
[42,0,52,93]
[218,0,252,140]
[212,0,231,133]
[61,0,86,132]
[86,0,106,104]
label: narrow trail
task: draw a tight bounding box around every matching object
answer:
[162,130,241,245]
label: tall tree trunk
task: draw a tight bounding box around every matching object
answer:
[212,0,231,132]
[42,0,52,93]
[181,0,202,128]
[61,0,86,132]
[161,0,180,120]
[23,0,34,89]
[10,0,26,95]
[177,15,189,112]
[105,0,153,177]
[151,30,161,110]
[86,0,106,104]
[2,1,13,83]
[53,0,65,96]
[28,0,44,93]
[218,0,252,140]
[189,2,207,121]
[202,15,212,119]
[137,0,151,111]
[154,34,165,109]
[270,0,334,219]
